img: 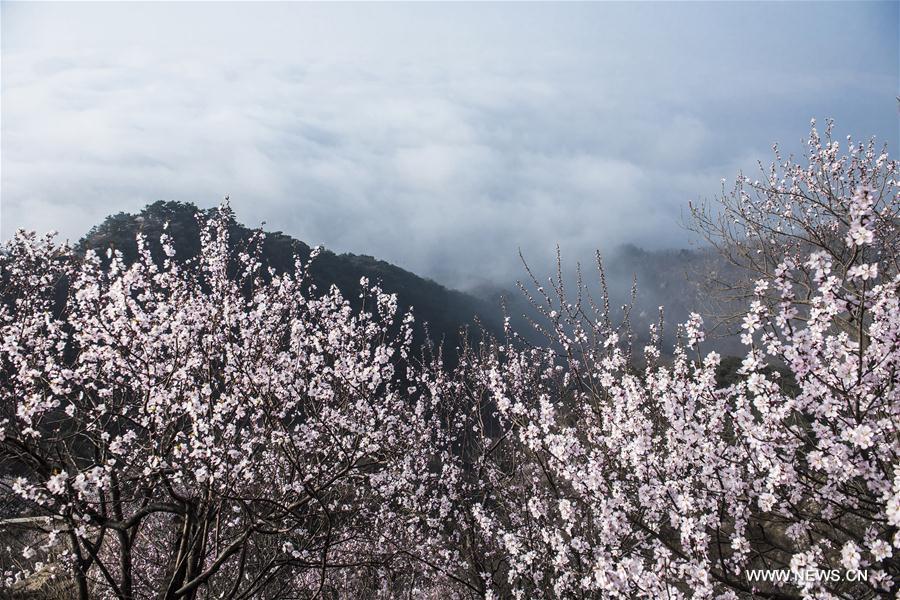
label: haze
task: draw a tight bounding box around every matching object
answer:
[2,1,897,290]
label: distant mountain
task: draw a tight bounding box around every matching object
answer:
[468,243,742,354]
[78,201,503,359]
[77,201,747,364]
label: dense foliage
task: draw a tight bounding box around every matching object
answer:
[1,122,897,599]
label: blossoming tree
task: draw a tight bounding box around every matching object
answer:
[0,208,425,598]
[422,122,899,598]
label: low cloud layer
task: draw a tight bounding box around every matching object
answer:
[2,2,897,289]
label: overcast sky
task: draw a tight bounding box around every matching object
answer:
[2,2,898,289]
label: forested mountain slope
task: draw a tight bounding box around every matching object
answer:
[78,201,503,357]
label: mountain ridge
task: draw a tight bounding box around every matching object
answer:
[78,201,504,358]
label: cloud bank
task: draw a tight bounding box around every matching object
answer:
[2,2,897,289]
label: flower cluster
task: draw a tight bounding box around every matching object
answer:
[404,122,899,599]
[1,206,424,597]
